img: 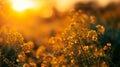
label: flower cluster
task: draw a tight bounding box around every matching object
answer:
[6,32,24,45]
[0,10,115,67]
[47,10,112,67]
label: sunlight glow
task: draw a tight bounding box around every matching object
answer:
[10,0,36,12]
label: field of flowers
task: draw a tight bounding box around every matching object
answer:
[0,1,120,67]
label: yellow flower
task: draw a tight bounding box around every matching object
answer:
[29,62,37,67]
[78,50,81,55]
[92,36,98,41]
[90,16,96,24]
[51,57,57,64]
[17,52,26,62]
[107,43,111,47]
[103,45,108,50]
[94,52,99,58]
[101,61,108,67]
[87,30,98,41]
[83,46,89,51]
[96,25,105,34]
[71,59,75,64]
[99,51,103,56]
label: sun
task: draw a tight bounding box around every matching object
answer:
[10,0,36,12]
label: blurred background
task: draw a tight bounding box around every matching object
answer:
[0,0,120,66]
[0,0,120,44]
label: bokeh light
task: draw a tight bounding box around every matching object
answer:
[10,0,37,12]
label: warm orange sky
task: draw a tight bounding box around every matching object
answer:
[0,0,120,45]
